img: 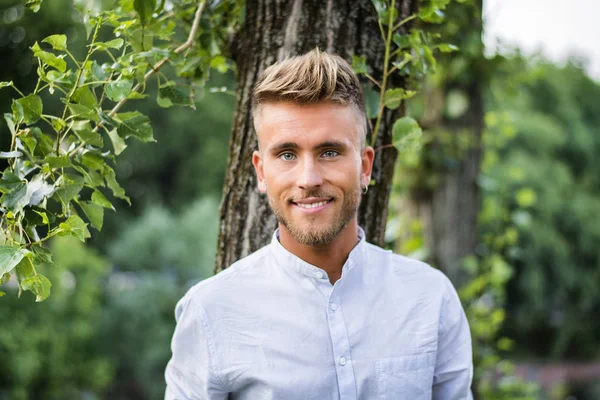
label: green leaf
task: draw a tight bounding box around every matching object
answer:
[392,33,411,49]
[104,167,130,205]
[127,91,148,100]
[72,120,103,147]
[73,86,97,108]
[21,273,52,302]
[363,87,380,119]
[107,128,127,155]
[44,156,71,169]
[50,116,66,132]
[13,94,43,124]
[0,246,30,276]
[437,43,459,53]
[134,0,157,26]
[0,171,23,194]
[0,182,27,210]
[73,165,104,188]
[67,103,99,122]
[53,177,84,206]
[42,34,67,51]
[30,127,54,156]
[32,46,67,72]
[20,133,38,155]
[59,215,91,242]
[91,190,115,211]
[15,257,34,283]
[383,88,404,110]
[392,116,422,152]
[34,209,50,225]
[157,82,194,108]
[351,55,368,75]
[79,201,104,230]
[0,81,13,89]
[25,0,43,12]
[105,79,134,102]
[33,246,54,266]
[81,152,105,172]
[117,112,155,142]
[94,39,124,50]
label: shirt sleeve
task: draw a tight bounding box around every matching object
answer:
[432,275,474,400]
[165,294,228,400]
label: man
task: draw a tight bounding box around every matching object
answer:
[165,49,473,399]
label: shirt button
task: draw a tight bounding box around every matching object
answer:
[315,271,324,279]
[330,303,337,311]
[339,356,347,366]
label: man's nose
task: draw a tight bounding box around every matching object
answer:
[297,158,324,189]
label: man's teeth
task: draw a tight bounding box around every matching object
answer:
[297,201,328,209]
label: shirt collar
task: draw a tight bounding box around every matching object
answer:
[269,227,367,280]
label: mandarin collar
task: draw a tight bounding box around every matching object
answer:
[269,227,367,280]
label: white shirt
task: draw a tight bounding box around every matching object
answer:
[165,228,473,399]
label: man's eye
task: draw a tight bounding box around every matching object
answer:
[322,150,339,158]
[279,153,295,161]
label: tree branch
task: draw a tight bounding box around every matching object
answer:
[93,0,206,133]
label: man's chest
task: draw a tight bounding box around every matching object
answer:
[218,285,441,400]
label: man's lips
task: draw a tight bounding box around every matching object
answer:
[290,197,333,210]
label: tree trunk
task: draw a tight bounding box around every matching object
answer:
[409,0,484,285]
[215,0,418,273]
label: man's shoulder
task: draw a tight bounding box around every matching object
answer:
[363,241,450,289]
[179,243,274,306]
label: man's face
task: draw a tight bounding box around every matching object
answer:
[252,101,374,246]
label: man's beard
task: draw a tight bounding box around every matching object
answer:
[268,182,362,246]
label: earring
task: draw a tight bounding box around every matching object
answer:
[362,184,369,194]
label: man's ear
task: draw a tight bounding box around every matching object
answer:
[252,150,267,193]
[361,146,375,189]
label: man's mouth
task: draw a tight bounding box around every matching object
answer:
[290,197,334,211]
[295,200,329,209]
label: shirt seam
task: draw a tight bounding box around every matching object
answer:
[194,299,229,391]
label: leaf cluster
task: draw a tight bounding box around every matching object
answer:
[1,0,240,301]
[351,0,462,156]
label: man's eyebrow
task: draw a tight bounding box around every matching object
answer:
[315,140,347,150]
[269,142,299,153]
[268,140,348,154]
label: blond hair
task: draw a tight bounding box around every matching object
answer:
[252,49,366,146]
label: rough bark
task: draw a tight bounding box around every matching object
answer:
[215,0,418,273]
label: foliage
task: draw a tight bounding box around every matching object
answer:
[352,0,466,154]
[0,0,241,300]
[0,196,219,399]
[484,58,600,360]
[0,235,112,400]
[100,197,219,399]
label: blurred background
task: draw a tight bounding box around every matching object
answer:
[0,0,599,399]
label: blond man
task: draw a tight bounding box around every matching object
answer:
[165,49,473,400]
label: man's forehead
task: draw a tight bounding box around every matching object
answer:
[256,101,360,147]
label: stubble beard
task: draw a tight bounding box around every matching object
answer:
[268,182,362,246]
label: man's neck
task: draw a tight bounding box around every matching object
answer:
[278,220,360,284]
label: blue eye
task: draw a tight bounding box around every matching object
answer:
[322,150,339,158]
[280,153,295,161]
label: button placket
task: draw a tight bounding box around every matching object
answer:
[326,287,357,399]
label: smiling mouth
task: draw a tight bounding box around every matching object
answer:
[295,200,330,209]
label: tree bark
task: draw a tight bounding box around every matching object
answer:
[215,0,418,273]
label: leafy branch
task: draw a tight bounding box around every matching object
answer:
[0,0,236,301]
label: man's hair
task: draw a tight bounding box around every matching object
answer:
[252,49,367,146]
